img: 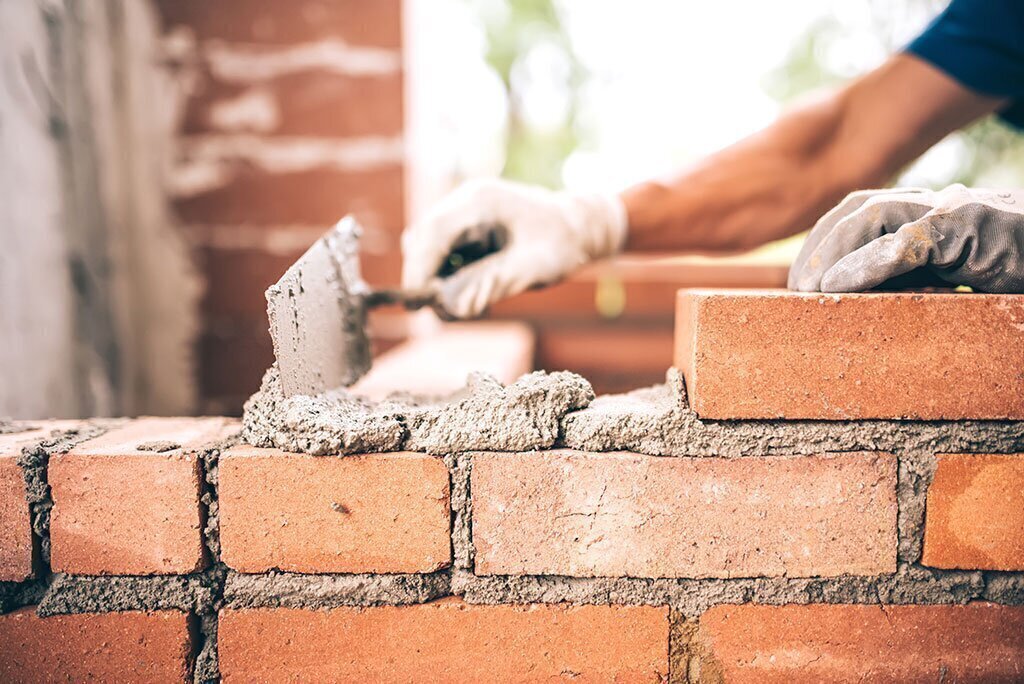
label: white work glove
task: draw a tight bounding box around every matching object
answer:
[789,184,1024,293]
[401,179,629,318]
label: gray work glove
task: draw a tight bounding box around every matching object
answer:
[788,184,1024,293]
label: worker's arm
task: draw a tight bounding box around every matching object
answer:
[402,54,1004,318]
[622,54,1004,253]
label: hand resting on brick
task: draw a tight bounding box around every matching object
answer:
[789,184,1024,293]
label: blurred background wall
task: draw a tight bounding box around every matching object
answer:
[3,0,1023,418]
[1,0,198,419]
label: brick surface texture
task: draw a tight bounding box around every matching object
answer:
[0,608,194,682]
[694,603,1024,683]
[218,600,668,682]
[49,417,234,575]
[0,423,80,581]
[0,456,31,582]
[472,450,897,578]
[218,447,450,573]
[923,453,1024,570]
[0,429,35,582]
[675,289,1024,419]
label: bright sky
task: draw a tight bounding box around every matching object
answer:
[406,0,946,217]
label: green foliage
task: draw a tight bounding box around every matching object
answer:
[477,0,584,188]
[761,16,848,103]
[475,0,1024,190]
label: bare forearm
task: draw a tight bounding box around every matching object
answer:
[621,54,1004,253]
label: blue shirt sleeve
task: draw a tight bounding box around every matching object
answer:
[905,0,1024,128]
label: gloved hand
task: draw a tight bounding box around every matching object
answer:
[788,184,1024,293]
[401,178,628,318]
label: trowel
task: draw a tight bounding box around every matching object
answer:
[266,216,502,397]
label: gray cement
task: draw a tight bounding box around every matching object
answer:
[451,564,995,618]
[445,454,474,570]
[223,571,451,609]
[193,613,219,684]
[242,364,406,455]
[37,571,221,616]
[0,578,48,613]
[562,369,1024,457]
[197,433,241,560]
[242,364,594,455]
[897,454,938,563]
[403,371,593,453]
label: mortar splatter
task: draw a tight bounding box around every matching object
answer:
[242,364,594,455]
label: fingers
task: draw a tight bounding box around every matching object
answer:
[819,218,938,292]
[788,188,929,289]
[789,194,934,291]
[435,245,566,318]
[401,180,505,290]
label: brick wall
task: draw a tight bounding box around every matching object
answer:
[2,288,1023,681]
[154,0,406,414]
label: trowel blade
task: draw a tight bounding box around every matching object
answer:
[266,217,373,396]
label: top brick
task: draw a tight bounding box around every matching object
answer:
[675,289,1024,420]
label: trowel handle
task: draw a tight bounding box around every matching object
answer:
[366,225,506,312]
[364,287,437,310]
[436,224,508,277]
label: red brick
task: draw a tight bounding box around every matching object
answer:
[472,450,896,578]
[352,322,534,400]
[922,453,1024,570]
[0,422,81,581]
[675,289,1024,419]
[184,70,403,137]
[156,0,402,47]
[218,600,668,682]
[694,603,1024,683]
[0,457,31,582]
[0,608,193,682]
[218,448,450,573]
[49,417,236,575]
[172,164,404,227]
[199,323,276,402]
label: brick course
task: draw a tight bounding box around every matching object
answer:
[156,0,403,46]
[218,448,450,573]
[172,165,404,227]
[0,608,194,683]
[48,417,234,575]
[184,71,403,138]
[472,450,897,578]
[675,289,1024,419]
[218,600,668,682]
[694,603,1024,683]
[922,453,1024,570]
